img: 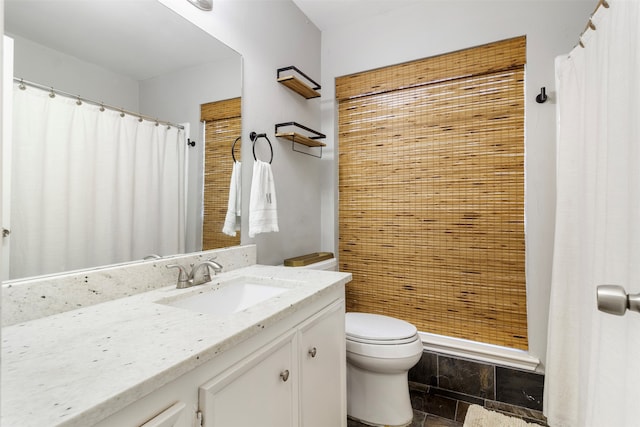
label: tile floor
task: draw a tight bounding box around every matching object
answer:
[408,350,547,426]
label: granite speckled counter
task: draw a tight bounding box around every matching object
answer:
[1,264,351,427]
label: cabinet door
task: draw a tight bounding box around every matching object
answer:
[199,330,296,427]
[299,300,346,427]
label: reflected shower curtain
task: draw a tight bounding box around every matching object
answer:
[10,84,187,279]
[545,1,639,426]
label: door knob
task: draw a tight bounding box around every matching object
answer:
[597,285,640,315]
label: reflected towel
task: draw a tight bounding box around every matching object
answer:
[248,160,279,237]
[222,161,242,236]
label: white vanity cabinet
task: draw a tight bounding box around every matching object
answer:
[92,293,345,427]
[199,299,346,427]
[298,300,346,427]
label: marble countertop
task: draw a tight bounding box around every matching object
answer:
[1,265,351,427]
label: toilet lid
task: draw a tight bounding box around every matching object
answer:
[345,313,418,343]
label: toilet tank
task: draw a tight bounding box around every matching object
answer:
[295,257,337,271]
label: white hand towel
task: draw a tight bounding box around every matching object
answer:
[248,160,279,237]
[222,161,242,236]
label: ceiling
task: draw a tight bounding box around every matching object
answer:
[4,0,239,81]
[291,0,596,32]
[291,0,423,31]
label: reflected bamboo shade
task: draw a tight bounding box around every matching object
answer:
[201,97,241,250]
[337,36,527,350]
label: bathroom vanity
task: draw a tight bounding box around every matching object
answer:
[1,260,350,427]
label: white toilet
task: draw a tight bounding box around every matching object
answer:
[345,312,423,427]
[284,256,423,427]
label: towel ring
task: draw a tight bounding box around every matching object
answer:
[231,136,241,162]
[250,132,273,164]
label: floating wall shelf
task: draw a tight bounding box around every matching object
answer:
[275,122,326,158]
[277,66,321,99]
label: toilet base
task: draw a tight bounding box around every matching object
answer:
[347,415,411,427]
[347,363,414,427]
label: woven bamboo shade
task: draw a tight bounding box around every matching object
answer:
[337,36,527,350]
[201,97,241,250]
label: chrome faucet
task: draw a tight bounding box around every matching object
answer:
[166,259,223,289]
[166,264,190,288]
[189,260,223,285]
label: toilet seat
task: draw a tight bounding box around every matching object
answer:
[346,312,418,345]
[347,335,418,345]
[346,333,422,359]
[345,313,423,358]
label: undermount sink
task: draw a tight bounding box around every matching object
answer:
[159,278,290,316]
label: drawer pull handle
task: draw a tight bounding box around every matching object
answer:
[280,370,290,382]
[308,347,317,358]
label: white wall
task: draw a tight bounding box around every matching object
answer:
[139,56,242,252]
[9,35,140,111]
[319,0,594,369]
[159,0,324,265]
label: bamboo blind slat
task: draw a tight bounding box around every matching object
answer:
[201,97,242,122]
[337,37,527,350]
[202,98,241,250]
[336,36,526,101]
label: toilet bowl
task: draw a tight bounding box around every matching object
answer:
[346,313,423,427]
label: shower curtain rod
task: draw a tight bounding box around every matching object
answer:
[13,77,185,130]
[577,0,609,48]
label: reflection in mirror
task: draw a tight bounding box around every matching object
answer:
[202,98,242,250]
[3,0,242,281]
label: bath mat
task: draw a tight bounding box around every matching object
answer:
[463,404,538,427]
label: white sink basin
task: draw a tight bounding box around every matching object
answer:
[160,280,289,316]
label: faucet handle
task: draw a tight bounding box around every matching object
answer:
[166,264,189,287]
[201,258,223,280]
[202,263,212,283]
[207,258,223,274]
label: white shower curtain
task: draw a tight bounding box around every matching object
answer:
[10,84,187,279]
[544,1,640,426]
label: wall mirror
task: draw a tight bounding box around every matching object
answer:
[3,0,243,281]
